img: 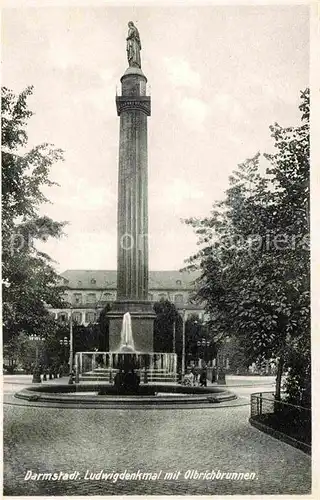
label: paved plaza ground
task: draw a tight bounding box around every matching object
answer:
[3,375,311,496]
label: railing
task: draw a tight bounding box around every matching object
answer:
[74,351,178,383]
[250,392,311,451]
[250,391,276,418]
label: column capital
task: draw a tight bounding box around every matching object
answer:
[116,96,151,116]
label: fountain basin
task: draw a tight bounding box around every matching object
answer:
[14,383,238,409]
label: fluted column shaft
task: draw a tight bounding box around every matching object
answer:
[116,69,151,301]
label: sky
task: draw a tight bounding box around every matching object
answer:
[2,3,309,272]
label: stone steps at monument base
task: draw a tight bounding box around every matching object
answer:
[79,375,176,383]
[89,368,174,374]
[78,367,177,383]
[79,371,177,383]
[80,370,177,377]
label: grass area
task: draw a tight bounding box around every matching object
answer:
[254,410,311,445]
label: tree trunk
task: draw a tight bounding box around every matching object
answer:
[275,355,284,401]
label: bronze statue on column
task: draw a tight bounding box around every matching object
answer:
[127,21,141,68]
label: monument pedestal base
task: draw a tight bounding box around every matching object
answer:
[107,301,155,353]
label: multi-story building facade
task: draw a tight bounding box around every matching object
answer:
[50,270,257,373]
[50,270,205,325]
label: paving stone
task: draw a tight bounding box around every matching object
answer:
[3,399,311,495]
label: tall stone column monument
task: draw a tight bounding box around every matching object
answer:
[108,22,155,352]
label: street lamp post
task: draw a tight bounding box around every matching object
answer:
[30,334,44,383]
[182,309,186,376]
[173,319,176,354]
[59,336,69,368]
[68,308,74,384]
[197,337,210,364]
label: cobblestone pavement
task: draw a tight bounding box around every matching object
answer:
[3,380,311,496]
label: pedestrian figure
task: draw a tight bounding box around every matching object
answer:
[114,369,124,390]
[182,369,193,386]
[68,369,75,385]
[199,369,207,387]
[191,365,198,386]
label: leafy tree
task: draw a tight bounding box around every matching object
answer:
[98,304,111,351]
[153,299,180,352]
[226,339,251,375]
[185,89,309,403]
[2,86,67,344]
[153,301,216,369]
[184,314,217,362]
[185,314,204,359]
[3,331,47,373]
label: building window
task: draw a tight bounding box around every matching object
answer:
[148,293,153,301]
[78,280,82,286]
[176,279,182,286]
[158,293,167,301]
[58,312,67,323]
[103,292,113,302]
[91,278,96,285]
[188,292,196,304]
[174,294,184,304]
[85,312,97,324]
[72,311,82,324]
[86,293,96,304]
[73,293,82,305]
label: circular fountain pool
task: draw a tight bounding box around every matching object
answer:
[14,383,238,409]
